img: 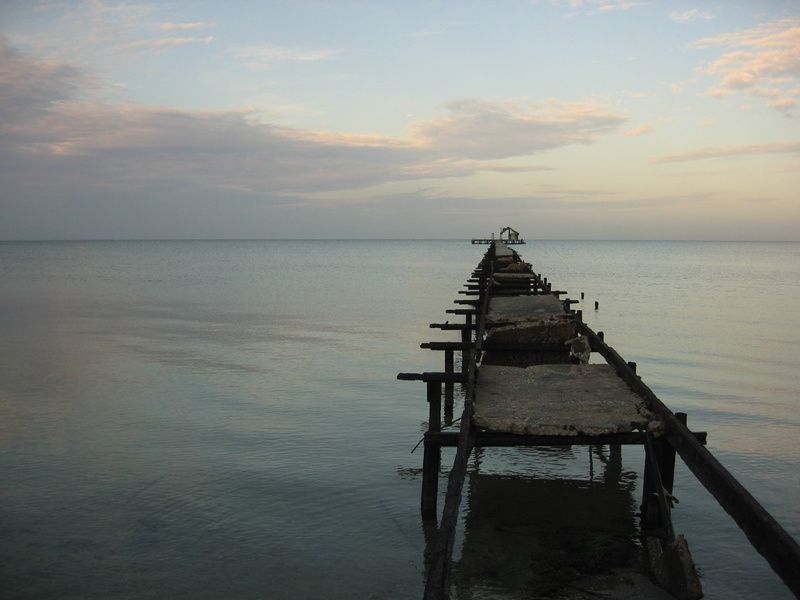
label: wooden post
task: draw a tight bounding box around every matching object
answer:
[422,380,442,520]
[641,439,655,526]
[661,412,684,495]
[641,439,662,532]
[461,327,471,375]
[444,350,454,424]
[645,434,676,540]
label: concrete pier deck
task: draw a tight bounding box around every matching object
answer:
[474,364,653,436]
[486,295,566,325]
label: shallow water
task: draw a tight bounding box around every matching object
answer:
[0,240,797,599]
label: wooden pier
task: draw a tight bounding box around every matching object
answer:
[398,238,800,599]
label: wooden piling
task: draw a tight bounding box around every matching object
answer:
[661,413,684,494]
[444,350,454,424]
[421,380,442,520]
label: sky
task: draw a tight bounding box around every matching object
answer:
[1,0,799,240]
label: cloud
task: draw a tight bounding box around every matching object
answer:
[662,76,700,95]
[2,36,623,189]
[231,44,342,69]
[398,159,555,179]
[10,3,217,61]
[409,100,626,159]
[670,9,714,23]
[550,0,645,16]
[361,189,709,214]
[120,36,214,52]
[158,21,214,31]
[624,123,654,136]
[692,17,800,110]
[0,37,626,240]
[0,36,86,129]
[652,141,800,163]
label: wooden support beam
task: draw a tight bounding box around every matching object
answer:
[429,322,479,330]
[397,372,465,383]
[421,341,473,351]
[426,430,707,447]
[445,308,477,315]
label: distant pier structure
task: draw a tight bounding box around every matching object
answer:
[471,225,524,245]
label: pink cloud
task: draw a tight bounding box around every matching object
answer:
[624,123,654,137]
[120,36,214,52]
[670,9,713,23]
[409,99,625,159]
[158,22,214,31]
[693,18,800,111]
[551,0,644,16]
[230,44,342,69]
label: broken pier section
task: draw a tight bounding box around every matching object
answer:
[398,238,800,600]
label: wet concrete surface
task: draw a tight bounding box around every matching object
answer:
[473,365,651,436]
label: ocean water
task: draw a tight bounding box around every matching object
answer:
[0,240,797,599]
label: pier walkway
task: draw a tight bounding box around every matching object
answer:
[399,240,800,600]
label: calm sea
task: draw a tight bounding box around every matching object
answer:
[0,240,797,599]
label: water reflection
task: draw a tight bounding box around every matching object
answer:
[452,445,644,599]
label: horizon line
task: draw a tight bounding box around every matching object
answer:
[2,238,799,243]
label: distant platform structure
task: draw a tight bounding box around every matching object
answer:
[472,225,525,245]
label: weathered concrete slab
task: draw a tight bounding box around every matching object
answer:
[481,349,572,367]
[494,243,514,257]
[486,296,575,353]
[491,273,535,292]
[487,295,566,325]
[492,272,534,280]
[496,261,531,273]
[486,315,576,347]
[473,364,652,436]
